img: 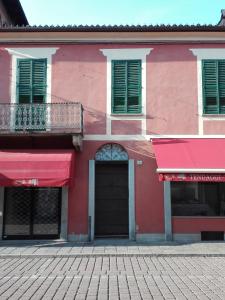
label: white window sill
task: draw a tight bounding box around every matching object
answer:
[202,114,225,119]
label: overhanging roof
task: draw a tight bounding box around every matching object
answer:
[0,24,225,33]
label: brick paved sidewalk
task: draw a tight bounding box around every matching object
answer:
[0,240,225,257]
[0,256,225,299]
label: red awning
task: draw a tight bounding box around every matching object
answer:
[0,150,74,187]
[152,138,225,182]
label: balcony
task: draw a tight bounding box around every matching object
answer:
[0,102,83,149]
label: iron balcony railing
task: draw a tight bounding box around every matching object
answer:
[0,103,83,134]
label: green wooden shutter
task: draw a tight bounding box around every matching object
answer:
[112,60,142,114]
[112,60,127,113]
[32,59,47,103]
[218,61,225,113]
[17,59,32,104]
[127,60,142,113]
[202,60,218,114]
[203,60,225,114]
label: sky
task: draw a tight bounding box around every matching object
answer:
[20,0,225,26]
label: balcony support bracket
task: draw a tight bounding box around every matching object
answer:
[72,135,83,151]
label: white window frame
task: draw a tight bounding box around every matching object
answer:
[190,48,225,134]
[100,48,152,135]
[5,47,58,130]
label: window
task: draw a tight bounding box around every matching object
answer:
[17,58,47,104]
[16,58,47,130]
[202,59,225,114]
[112,60,142,114]
[171,182,225,216]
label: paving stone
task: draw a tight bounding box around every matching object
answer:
[0,242,225,298]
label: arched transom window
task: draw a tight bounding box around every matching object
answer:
[95,144,128,161]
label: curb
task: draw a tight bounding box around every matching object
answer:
[0,253,225,258]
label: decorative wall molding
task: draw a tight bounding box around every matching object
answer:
[100,48,152,136]
[190,48,225,135]
[5,47,58,105]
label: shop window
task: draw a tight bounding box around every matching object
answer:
[171,182,225,216]
[112,60,142,114]
[202,60,225,114]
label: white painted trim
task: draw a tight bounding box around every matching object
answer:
[84,134,147,141]
[100,48,152,60]
[190,48,225,135]
[106,56,111,135]
[190,49,225,60]
[3,37,225,43]
[84,134,225,141]
[88,160,95,241]
[60,187,68,240]
[164,182,172,241]
[100,48,152,136]
[110,115,145,120]
[203,116,225,121]
[196,58,204,134]
[157,168,225,173]
[5,47,58,105]
[149,135,225,138]
[142,54,147,136]
[128,159,136,241]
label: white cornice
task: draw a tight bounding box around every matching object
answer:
[5,47,59,58]
[190,48,225,59]
[157,168,225,173]
[2,36,225,43]
[100,48,152,60]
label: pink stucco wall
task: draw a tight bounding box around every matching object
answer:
[204,120,225,135]
[2,43,225,135]
[146,45,198,134]
[173,217,225,233]
[68,140,164,235]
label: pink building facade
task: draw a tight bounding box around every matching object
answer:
[0,11,225,242]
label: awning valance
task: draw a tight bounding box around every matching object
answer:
[152,138,225,182]
[0,150,75,187]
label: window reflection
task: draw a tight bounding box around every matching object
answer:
[171,182,225,216]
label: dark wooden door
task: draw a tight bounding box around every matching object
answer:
[95,163,129,237]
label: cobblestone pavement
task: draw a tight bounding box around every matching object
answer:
[0,256,225,299]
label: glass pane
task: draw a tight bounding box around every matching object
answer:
[4,188,32,237]
[18,95,30,104]
[220,97,225,107]
[171,182,202,216]
[171,182,225,216]
[205,96,217,106]
[33,95,45,104]
[33,188,61,236]
[128,96,139,107]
